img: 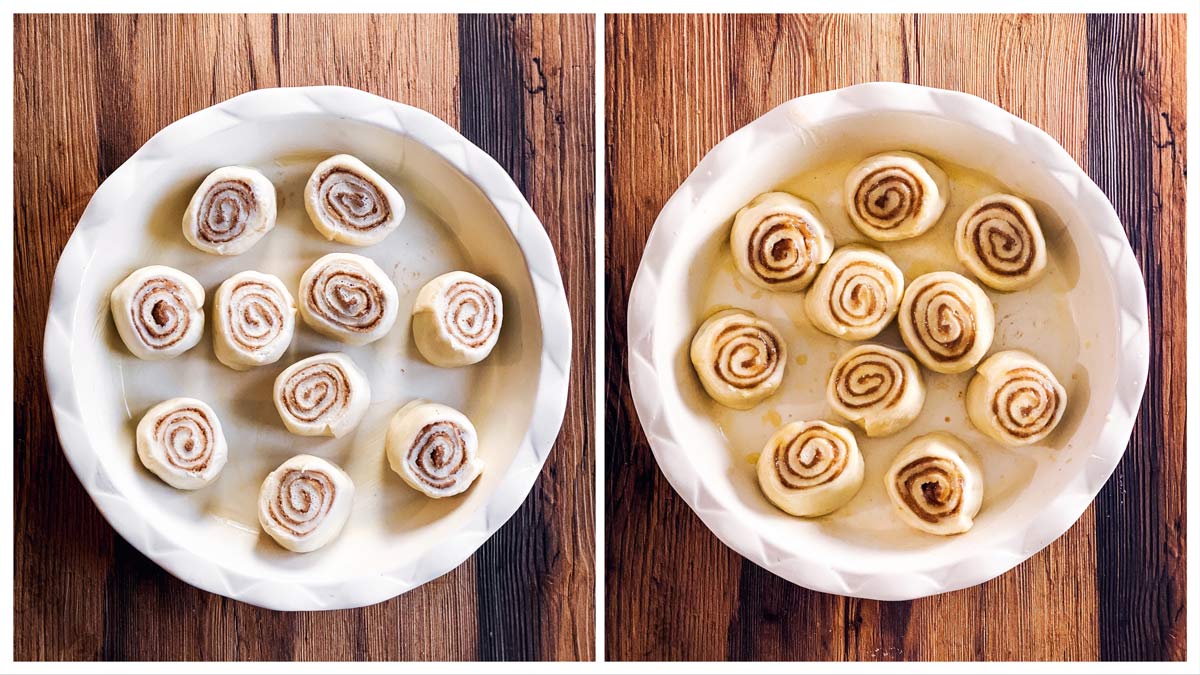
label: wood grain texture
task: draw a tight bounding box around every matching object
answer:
[14,13,594,662]
[605,13,1186,661]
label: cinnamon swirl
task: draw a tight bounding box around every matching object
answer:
[844,151,950,241]
[258,454,355,553]
[135,397,228,490]
[729,192,834,292]
[885,432,984,535]
[955,193,1048,291]
[827,345,926,437]
[273,352,371,437]
[304,154,406,246]
[213,271,296,370]
[299,252,399,345]
[182,166,277,255]
[898,271,995,374]
[689,309,787,410]
[110,265,205,360]
[966,350,1066,446]
[804,245,905,340]
[756,420,864,517]
[411,271,504,367]
[386,400,485,498]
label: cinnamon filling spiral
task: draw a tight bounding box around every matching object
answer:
[827,262,894,327]
[853,167,923,230]
[267,469,336,536]
[407,421,470,489]
[280,361,352,423]
[443,281,499,349]
[831,350,905,411]
[961,202,1037,277]
[771,427,851,489]
[893,457,964,524]
[196,180,255,244]
[130,277,193,349]
[746,213,820,285]
[226,280,287,352]
[991,367,1061,439]
[153,406,214,472]
[317,169,391,233]
[907,283,977,362]
[307,263,386,333]
[712,323,781,389]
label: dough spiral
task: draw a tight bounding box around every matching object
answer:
[213,271,296,370]
[135,397,228,490]
[756,420,864,517]
[182,166,277,255]
[898,271,995,373]
[729,192,834,292]
[827,344,926,437]
[386,400,485,498]
[966,350,1066,446]
[844,151,950,241]
[304,154,406,246]
[689,309,786,409]
[258,455,355,553]
[411,271,504,367]
[955,193,1048,291]
[273,352,371,437]
[110,265,205,360]
[804,245,905,340]
[299,252,399,345]
[885,432,984,535]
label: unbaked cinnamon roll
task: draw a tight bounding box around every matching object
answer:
[898,271,995,374]
[756,420,864,517]
[844,151,950,241]
[110,265,205,360]
[689,309,786,410]
[386,400,484,498]
[273,352,371,437]
[827,344,926,438]
[966,350,1066,446]
[258,454,355,553]
[299,252,399,345]
[804,245,905,340]
[182,166,277,255]
[213,271,296,370]
[411,271,504,367]
[955,193,1048,291]
[729,192,834,292]
[135,397,228,490]
[885,432,984,535]
[304,154,406,246]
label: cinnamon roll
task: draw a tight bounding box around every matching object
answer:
[135,397,228,490]
[689,309,786,410]
[729,192,834,292]
[386,400,485,498]
[273,353,371,437]
[756,420,864,517]
[182,166,277,255]
[844,151,950,241]
[898,271,995,374]
[804,245,905,340]
[304,154,406,246]
[885,432,984,535]
[213,271,296,370]
[299,253,399,345]
[827,345,926,438]
[966,350,1066,446]
[955,193,1048,291]
[110,265,205,360]
[411,271,504,367]
[258,454,355,553]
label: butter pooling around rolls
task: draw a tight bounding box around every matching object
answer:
[756,420,864,517]
[110,265,205,360]
[386,400,484,498]
[689,309,786,410]
[729,192,834,292]
[804,244,905,340]
[304,154,406,246]
[955,193,1048,291]
[844,151,949,241]
[136,397,228,490]
[966,350,1066,446]
[898,271,995,374]
[299,252,399,346]
[213,270,296,370]
[827,344,926,438]
[273,352,371,437]
[885,432,984,535]
[411,271,504,367]
[182,166,277,255]
[258,454,355,553]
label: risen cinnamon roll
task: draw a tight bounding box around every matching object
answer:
[885,432,984,535]
[411,271,504,367]
[258,454,355,553]
[729,192,834,292]
[110,265,205,360]
[213,271,296,370]
[182,166,277,255]
[756,420,864,517]
[804,245,905,340]
[898,271,995,373]
[689,309,786,410]
[955,193,1048,291]
[299,253,399,345]
[136,397,228,490]
[844,151,949,241]
[304,154,406,246]
[386,400,485,498]
[827,345,925,437]
[273,352,371,437]
[966,350,1066,446]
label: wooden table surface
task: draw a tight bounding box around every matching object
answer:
[14,14,594,661]
[605,14,1186,661]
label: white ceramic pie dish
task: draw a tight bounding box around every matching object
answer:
[44,86,572,610]
[627,82,1149,600]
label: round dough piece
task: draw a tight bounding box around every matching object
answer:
[827,344,926,438]
[273,352,371,437]
[805,244,905,340]
[844,151,950,241]
[110,265,205,360]
[136,397,228,490]
[729,192,834,292]
[304,154,406,246]
[213,271,296,370]
[966,350,1066,446]
[756,420,864,517]
[885,432,984,535]
[898,271,995,374]
[182,166,277,255]
[258,454,355,553]
[689,309,786,410]
[955,193,1048,291]
[411,271,504,367]
[386,400,485,498]
[299,252,399,345]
